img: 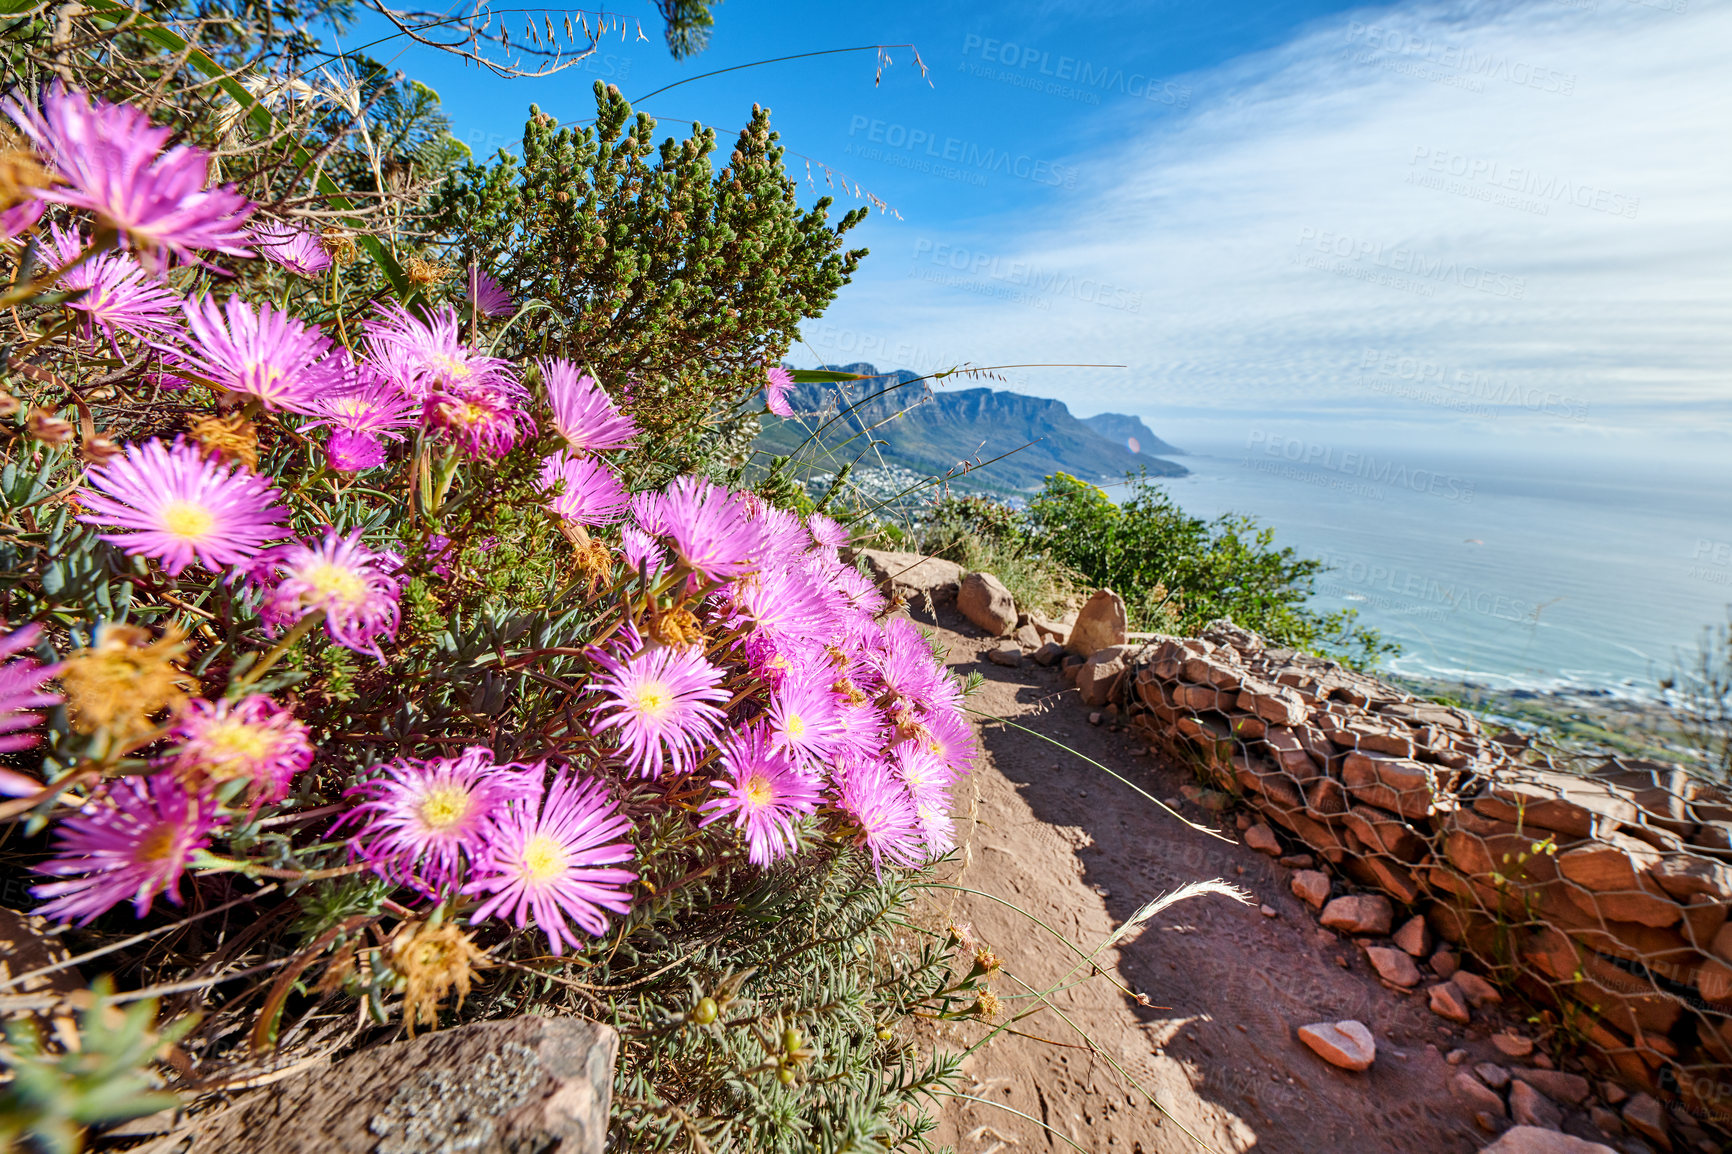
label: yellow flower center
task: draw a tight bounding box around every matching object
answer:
[744,772,775,809]
[783,712,807,740]
[302,561,368,608]
[520,833,567,883]
[158,500,216,541]
[630,679,673,720]
[197,719,273,773]
[419,786,470,830]
[137,825,178,862]
[428,352,473,386]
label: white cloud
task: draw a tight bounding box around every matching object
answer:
[806,0,1732,455]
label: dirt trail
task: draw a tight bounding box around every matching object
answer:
[921,613,1498,1154]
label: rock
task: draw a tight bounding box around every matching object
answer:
[1244,824,1281,856]
[1296,1020,1376,1071]
[1600,1081,1628,1106]
[179,1017,616,1154]
[1013,622,1042,649]
[1428,982,1471,1024]
[1032,640,1066,666]
[1077,646,1133,707]
[1029,613,1067,641]
[1088,711,1103,726]
[1393,915,1434,958]
[1511,1080,1563,1130]
[1515,1069,1590,1106]
[1588,1106,1623,1137]
[1452,970,1503,1008]
[1277,853,1316,869]
[1291,870,1331,909]
[986,643,1022,667]
[1430,948,1460,979]
[1453,1071,1508,1118]
[1365,946,1421,988]
[1474,770,1640,839]
[1492,1032,1535,1059]
[1066,588,1128,656]
[1342,751,1444,819]
[1620,1093,1669,1148]
[1475,1062,1512,1090]
[853,549,965,605]
[1446,1048,1468,1065]
[1060,654,1085,684]
[958,572,1017,636]
[1479,1127,1620,1154]
[1320,894,1394,935]
[1260,904,1277,918]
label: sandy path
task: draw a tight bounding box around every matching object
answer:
[920,612,1495,1154]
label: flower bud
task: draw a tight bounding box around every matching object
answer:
[25,406,73,445]
[691,996,718,1025]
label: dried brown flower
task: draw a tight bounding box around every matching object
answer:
[189,413,259,470]
[79,433,124,465]
[61,623,195,743]
[649,606,703,650]
[972,989,1001,1020]
[403,256,454,289]
[391,919,486,1034]
[319,227,360,265]
[25,407,74,446]
[0,135,53,211]
[0,391,20,419]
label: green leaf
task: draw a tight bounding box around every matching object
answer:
[789,369,868,384]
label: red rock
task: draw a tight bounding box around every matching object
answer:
[958,571,1017,636]
[1320,893,1393,935]
[1244,823,1281,855]
[1364,946,1421,988]
[1291,870,1331,909]
[1479,1127,1619,1154]
[1430,947,1460,979]
[1393,915,1433,958]
[1514,1069,1590,1106]
[1620,1092,1670,1148]
[1428,982,1471,1024]
[1451,970,1502,1008]
[1452,1070,1506,1118]
[1066,589,1127,656]
[1510,1079,1562,1130]
[1491,1032,1535,1059]
[1296,1020,1375,1071]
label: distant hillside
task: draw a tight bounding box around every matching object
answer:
[1079,412,1184,458]
[755,364,1187,493]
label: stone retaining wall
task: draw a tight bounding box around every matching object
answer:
[1108,621,1732,1140]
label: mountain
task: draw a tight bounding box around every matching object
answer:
[755,363,1187,493]
[1079,412,1185,458]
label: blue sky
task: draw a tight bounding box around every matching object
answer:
[346,0,1732,460]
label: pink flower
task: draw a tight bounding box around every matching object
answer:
[339,747,540,893]
[763,664,846,768]
[32,775,220,924]
[701,724,820,866]
[835,759,926,873]
[0,623,62,754]
[591,645,729,779]
[323,430,388,472]
[631,476,764,581]
[363,303,516,401]
[729,565,836,658]
[42,224,181,351]
[78,438,290,576]
[254,528,403,660]
[464,773,636,954]
[427,381,536,460]
[1,198,43,239]
[300,372,417,473]
[466,264,514,317]
[157,295,349,414]
[4,85,254,270]
[872,617,961,715]
[807,513,849,551]
[918,707,978,778]
[250,224,331,276]
[542,360,637,455]
[163,694,312,804]
[764,365,795,417]
[539,454,628,527]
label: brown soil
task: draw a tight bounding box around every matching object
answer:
[920,613,1507,1154]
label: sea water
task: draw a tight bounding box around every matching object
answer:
[1104,441,1732,697]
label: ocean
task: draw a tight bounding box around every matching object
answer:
[1103,440,1732,698]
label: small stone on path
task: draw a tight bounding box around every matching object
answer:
[1260,904,1277,918]
[1296,1020,1376,1071]
[1446,1049,1468,1065]
[1515,1069,1590,1106]
[1428,981,1471,1024]
[1492,1032,1535,1059]
[1277,853,1315,869]
[1320,893,1393,935]
[1452,1071,1506,1119]
[1453,970,1502,1007]
[1475,1062,1511,1090]
[1430,947,1460,978]
[987,643,1022,667]
[1244,823,1281,855]
[1291,870,1331,909]
[1365,946,1422,988]
[1479,1127,1620,1154]
[1032,640,1066,666]
[1393,915,1433,958]
[1510,1079,1563,1130]
[1621,1093,1668,1147]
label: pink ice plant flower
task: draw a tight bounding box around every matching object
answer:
[427,380,536,460]
[541,360,638,455]
[1,197,44,239]
[835,758,926,873]
[156,295,349,414]
[363,302,516,401]
[42,224,181,351]
[340,747,541,893]
[701,724,821,866]
[764,365,795,417]
[539,453,628,527]
[249,224,331,276]
[0,623,63,755]
[464,772,636,954]
[466,264,514,317]
[764,664,847,769]
[630,476,765,581]
[32,775,220,924]
[807,513,849,551]
[300,370,417,473]
[163,694,313,805]
[78,438,290,576]
[255,528,403,661]
[4,84,254,270]
[590,645,729,779]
